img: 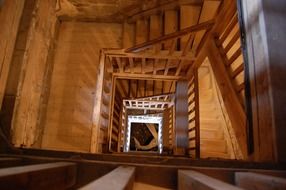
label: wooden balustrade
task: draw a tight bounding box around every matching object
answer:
[215,13,245,106]
[187,70,200,158]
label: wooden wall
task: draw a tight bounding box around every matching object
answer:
[241,0,286,162]
[41,22,122,152]
[11,0,58,147]
[0,0,25,110]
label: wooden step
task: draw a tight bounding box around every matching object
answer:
[200,150,230,159]
[178,170,243,190]
[200,139,228,153]
[0,162,76,189]
[200,129,224,140]
[180,5,200,51]
[79,166,135,190]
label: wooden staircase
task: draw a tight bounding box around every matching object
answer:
[0,153,285,189]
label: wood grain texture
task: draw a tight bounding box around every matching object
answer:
[11,0,58,147]
[41,22,122,152]
[0,0,25,110]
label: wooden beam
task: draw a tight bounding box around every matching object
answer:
[235,172,286,190]
[207,38,247,158]
[178,170,243,190]
[80,166,135,190]
[0,162,76,189]
[125,20,214,53]
[113,73,183,81]
[0,157,22,168]
[106,50,196,61]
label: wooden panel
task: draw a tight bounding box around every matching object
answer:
[5,0,36,96]
[135,19,148,44]
[0,0,25,110]
[0,162,76,189]
[0,157,22,168]
[80,166,135,190]
[235,172,286,190]
[41,22,122,152]
[150,14,162,40]
[123,22,135,48]
[178,170,243,190]
[11,0,58,147]
[164,10,178,50]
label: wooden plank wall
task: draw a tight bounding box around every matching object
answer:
[11,0,58,147]
[41,22,122,152]
[241,0,286,162]
[0,0,25,110]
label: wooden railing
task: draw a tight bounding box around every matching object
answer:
[187,70,200,158]
[214,13,245,106]
[109,89,122,152]
[168,106,175,151]
[97,58,113,153]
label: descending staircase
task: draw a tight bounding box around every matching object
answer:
[100,0,245,159]
[199,64,237,159]
[0,153,285,189]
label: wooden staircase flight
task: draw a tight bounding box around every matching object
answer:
[97,0,247,161]
[98,0,223,157]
